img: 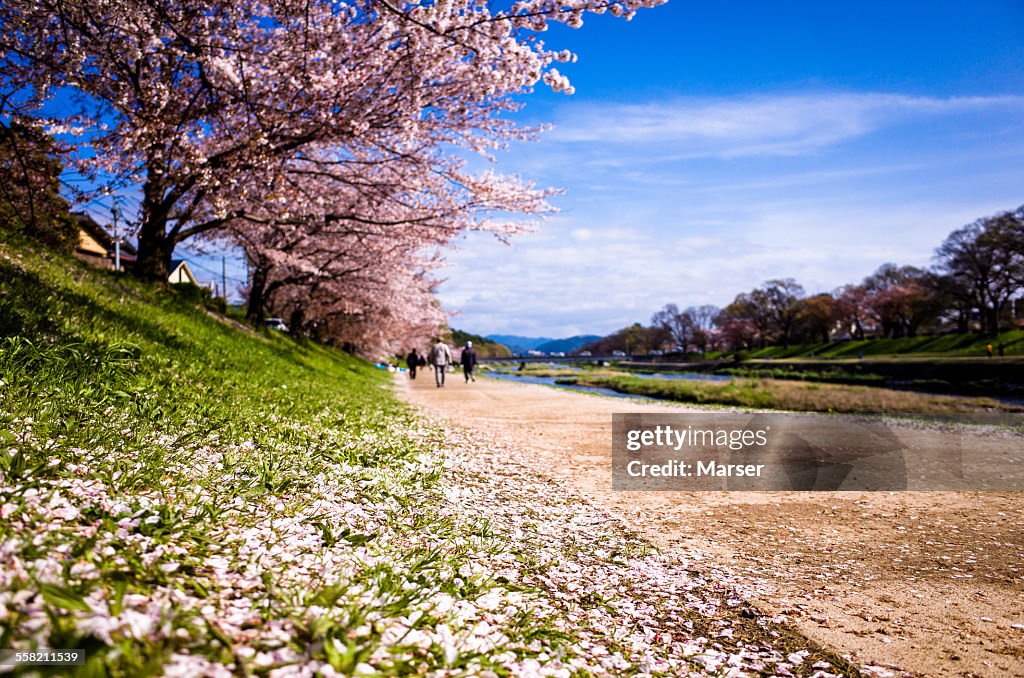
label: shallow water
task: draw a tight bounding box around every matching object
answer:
[484,372,654,400]
[629,371,731,382]
[484,370,731,400]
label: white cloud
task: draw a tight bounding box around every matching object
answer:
[439,198,1018,337]
[437,90,1024,337]
[549,93,1024,158]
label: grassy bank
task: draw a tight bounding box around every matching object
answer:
[1,244,548,674]
[716,366,888,386]
[713,358,1024,397]
[711,328,1024,360]
[1,244,857,676]
[562,374,1023,413]
[0,246,588,674]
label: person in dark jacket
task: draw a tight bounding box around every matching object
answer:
[461,341,478,383]
[406,348,422,379]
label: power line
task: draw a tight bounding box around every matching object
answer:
[182,257,247,285]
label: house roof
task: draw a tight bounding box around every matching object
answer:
[74,214,199,285]
[169,259,199,285]
[73,212,137,257]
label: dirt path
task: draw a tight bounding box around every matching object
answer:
[397,371,1024,677]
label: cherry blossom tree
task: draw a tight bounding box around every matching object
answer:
[214,142,552,352]
[721,290,772,349]
[2,0,665,352]
[0,0,665,279]
[229,200,450,353]
[712,309,758,352]
[835,284,870,339]
[862,264,941,338]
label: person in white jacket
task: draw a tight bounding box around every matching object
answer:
[429,339,454,388]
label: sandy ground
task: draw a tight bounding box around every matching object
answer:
[397,369,1024,677]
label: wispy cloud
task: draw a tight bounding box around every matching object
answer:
[443,198,1015,336]
[549,93,1024,158]
[439,91,1024,336]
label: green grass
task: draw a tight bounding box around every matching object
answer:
[713,363,1022,396]
[710,328,1024,360]
[0,244,867,677]
[563,374,1024,413]
[490,365,624,379]
[0,245,581,675]
[717,365,888,385]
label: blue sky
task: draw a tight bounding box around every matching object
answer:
[438,0,1024,338]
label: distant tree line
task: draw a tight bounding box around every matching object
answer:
[583,206,1024,355]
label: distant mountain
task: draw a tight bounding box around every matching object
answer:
[537,335,602,354]
[485,334,602,355]
[485,335,554,353]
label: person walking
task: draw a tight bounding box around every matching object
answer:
[461,341,478,383]
[406,348,421,379]
[430,338,453,387]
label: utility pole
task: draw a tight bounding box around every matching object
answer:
[222,256,227,301]
[111,204,121,272]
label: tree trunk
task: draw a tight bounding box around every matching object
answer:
[132,178,173,283]
[988,303,1003,336]
[132,175,180,284]
[247,265,269,322]
[288,306,305,336]
[133,214,173,283]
